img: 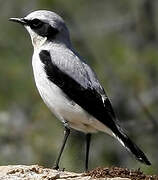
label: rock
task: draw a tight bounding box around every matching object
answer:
[0,165,131,180]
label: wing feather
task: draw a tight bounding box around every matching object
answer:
[40,49,119,134]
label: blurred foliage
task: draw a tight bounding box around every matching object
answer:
[0,0,158,174]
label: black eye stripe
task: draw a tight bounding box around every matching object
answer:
[24,18,59,38]
[29,19,43,29]
[46,26,59,38]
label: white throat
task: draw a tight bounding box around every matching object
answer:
[25,26,47,49]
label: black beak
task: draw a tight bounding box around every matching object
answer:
[9,18,27,25]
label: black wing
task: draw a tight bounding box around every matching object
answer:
[39,50,119,134]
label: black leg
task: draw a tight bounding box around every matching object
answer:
[85,133,91,171]
[53,126,70,170]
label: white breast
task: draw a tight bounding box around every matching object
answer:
[31,50,113,135]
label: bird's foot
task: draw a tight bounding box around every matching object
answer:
[84,168,89,173]
[52,164,59,170]
[52,165,65,172]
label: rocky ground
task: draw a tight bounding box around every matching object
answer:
[0,165,157,180]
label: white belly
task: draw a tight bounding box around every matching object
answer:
[32,53,113,135]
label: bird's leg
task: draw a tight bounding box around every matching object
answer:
[85,133,91,171]
[53,123,70,170]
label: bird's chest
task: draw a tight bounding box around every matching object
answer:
[32,53,77,120]
[32,53,49,90]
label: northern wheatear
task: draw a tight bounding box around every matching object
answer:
[10,10,151,170]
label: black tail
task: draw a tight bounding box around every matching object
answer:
[115,127,151,165]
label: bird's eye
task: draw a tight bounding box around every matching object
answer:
[30,19,43,29]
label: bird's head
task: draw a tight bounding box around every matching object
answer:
[10,10,71,48]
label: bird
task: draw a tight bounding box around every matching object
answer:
[9,10,151,171]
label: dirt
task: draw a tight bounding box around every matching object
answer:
[86,167,158,180]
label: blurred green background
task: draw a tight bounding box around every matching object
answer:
[0,0,158,174]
